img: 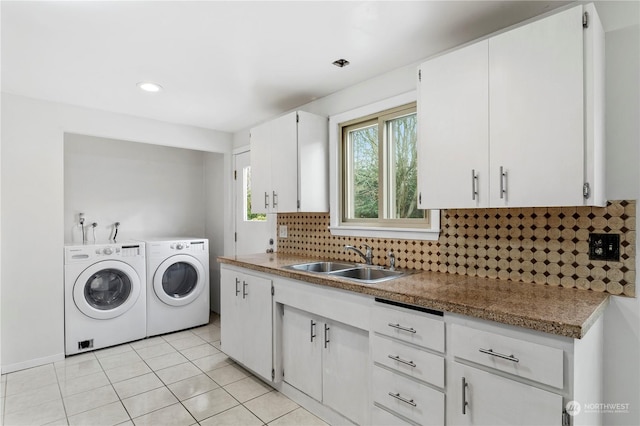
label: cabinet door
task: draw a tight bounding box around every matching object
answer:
[417,40,489,209]
[220,268,243,362]
[269,112,299,213]
[282,305,322,401]
[250,122,274,213]
[449,362,562,426]
[242,274,273,381]
[489,5,584,207]
[297,111,329,212]
[323,320,369,426]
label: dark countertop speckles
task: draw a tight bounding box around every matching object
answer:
[218,253,609,339]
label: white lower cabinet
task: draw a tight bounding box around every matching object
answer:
[220,266,273,381]
[371,301,446,426]
[282,305,369,425]
[220,264,604,426]
[372,365,445,425]
[449,362,562,426]
[446,316,604,426]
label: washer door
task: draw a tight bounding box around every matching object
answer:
[153,254,205,307]
[73,260,142,320]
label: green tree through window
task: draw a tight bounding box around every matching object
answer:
[341,103,428,227]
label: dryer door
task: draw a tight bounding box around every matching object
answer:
[73,260,142,320]
[153,254,205,307]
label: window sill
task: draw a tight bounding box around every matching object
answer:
[329,225,440,241]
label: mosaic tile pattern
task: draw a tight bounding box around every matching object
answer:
[277,200,636,297]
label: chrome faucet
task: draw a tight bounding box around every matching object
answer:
[388,251,396,271]
[345,244,373,265]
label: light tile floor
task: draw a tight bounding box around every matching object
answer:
[0,314,328,426]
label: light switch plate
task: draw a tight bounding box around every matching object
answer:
[279,225,288,238]
[588,233,620,261]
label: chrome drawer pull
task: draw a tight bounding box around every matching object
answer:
[471,169,478,201]
[388,392,417,407]
[499,166,507,199]
[235,278,240,296]
[310,320,316,342]
[479,348,519,363]
[324,324,330,349]
[387,323,417,334]
[388,354,416,368]
[462,377,469,415]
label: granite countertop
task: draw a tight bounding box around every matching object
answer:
[218,253,610,339]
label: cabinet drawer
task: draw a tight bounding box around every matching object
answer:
[372,334,444,388]
[371,304,444,352]
[372,366,444,426]
[451,324,563,388]
[372,405,413,426]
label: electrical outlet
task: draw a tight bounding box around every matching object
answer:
[279,225,288,238]
[588,233,620,261]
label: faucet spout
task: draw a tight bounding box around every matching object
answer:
[344,244,373,265]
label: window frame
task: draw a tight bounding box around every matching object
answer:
[328,91,440,241]
[340,103,426,226]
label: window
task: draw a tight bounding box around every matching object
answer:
[340,102,429,228]
[243,166,266,221]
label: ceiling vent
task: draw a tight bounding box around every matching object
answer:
[332,59,350,68]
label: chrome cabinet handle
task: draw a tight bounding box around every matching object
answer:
[499,166,507,199]
[272,191,278,208]
[387,323,417,334]
[462,377,469,415]
[388,354,416,368]
[472,169,478,201]
[388,392,417,407]
[324,324,330,348]
[264,192,269,208]
[235,278,240,297]
[479,348,519,363]
[242,281,248,299]
[310,320,316,342]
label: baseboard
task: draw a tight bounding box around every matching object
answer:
[1,352,65,374]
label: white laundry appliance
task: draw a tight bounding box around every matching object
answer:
[64,241,146,355]
[142,238,210,337]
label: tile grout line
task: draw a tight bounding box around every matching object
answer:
[0,317,311,426]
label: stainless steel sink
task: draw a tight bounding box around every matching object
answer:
[286,261,356,273]
[329,267,405,284]
[285,261,406,284]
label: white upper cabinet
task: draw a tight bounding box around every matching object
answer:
[250,111,328,213]
[418,40,489,208]
[488,5,584,207]
[417,3,605,209]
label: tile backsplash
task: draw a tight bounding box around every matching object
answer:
[277,200,636,297]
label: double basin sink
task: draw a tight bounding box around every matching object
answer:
[285,261,405,284]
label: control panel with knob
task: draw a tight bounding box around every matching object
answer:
[170,242,190,250]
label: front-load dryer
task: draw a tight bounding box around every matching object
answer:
[64,241,146,355]
[142,238,210,337]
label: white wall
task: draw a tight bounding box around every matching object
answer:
[602,24,639,426]
[1,93,231,373]
[204,152,226,313]
[64,133,213,242]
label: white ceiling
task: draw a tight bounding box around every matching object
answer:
[2,1,637,133]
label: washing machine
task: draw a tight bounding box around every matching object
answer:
[64,241,146,355]
[142,238,210,337]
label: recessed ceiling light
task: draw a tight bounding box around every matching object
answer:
[332,59,350,68]
[137,82,163,92]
